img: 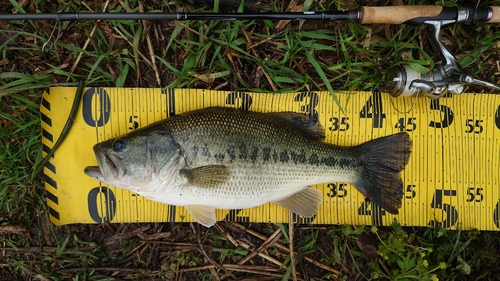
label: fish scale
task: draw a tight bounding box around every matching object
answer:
[85,107,412,227]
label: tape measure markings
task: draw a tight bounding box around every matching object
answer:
[41,88,500,229]
[40,94,61,222]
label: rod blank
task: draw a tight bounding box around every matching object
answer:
[1,6,499,24]
[0,11,356,21]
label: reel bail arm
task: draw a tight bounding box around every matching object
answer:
[384,12,500,98]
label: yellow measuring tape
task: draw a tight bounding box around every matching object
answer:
[40,87,500,230]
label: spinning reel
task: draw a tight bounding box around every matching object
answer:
[385,15,500,98]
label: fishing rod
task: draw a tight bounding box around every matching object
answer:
[3,5,500,97]
[1,6,499,24]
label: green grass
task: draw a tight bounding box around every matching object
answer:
[2,0,500,279]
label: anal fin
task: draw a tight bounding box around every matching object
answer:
[272,187,322,217]
[185,205,217,227]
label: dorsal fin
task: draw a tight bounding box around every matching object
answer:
[267,112,325,141]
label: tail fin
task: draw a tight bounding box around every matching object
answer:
[353,132,412,214]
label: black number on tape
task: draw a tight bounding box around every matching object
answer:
[168,205,177,224]
[465,119,484,134]
[88,186,116,223]
[360,91,385,128]
[329,117,350,131]
[292,212,317,224]
[358,201,386,225]
[405,184,417,199]
[226,92,253,110]
[495,106,500,130]
[466,187,484,202]
[294,92,319,127]
[358,201,386,216]
[82,88,111,127]
[129,115,139,130]
[494,201,500,228]
[327,183,347,198]
[428,99,453,128]
[395,118,416,132]
[428,189,458,228]
[224,209,250,223]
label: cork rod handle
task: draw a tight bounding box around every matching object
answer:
[360,6,443,24]
[488,7,500,22]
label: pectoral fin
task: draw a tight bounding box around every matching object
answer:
[180,165,230,188]
[185,205,217,227]
[272,187,322,217]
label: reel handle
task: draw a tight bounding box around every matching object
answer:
[384,65,500,99]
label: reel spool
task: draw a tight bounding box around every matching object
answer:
[384,20,500,98]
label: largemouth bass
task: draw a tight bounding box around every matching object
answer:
[84,107,412,227]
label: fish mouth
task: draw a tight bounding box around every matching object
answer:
[84,145,125,182]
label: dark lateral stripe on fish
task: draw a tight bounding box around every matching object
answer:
[320,156,357,168]
[262,147,271,162]
[199,145,357,169]
[309,153,320,165]
[239,144,248,159]
[250,147,259,163]
[280,151,289,163]
[227,146,236,161]
[272,150,278,162]
[215,153,225,161]
[290,151,307,164]
[202,146,211,158]
[191,146,199,157]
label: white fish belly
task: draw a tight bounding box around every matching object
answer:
[174,161,359,209]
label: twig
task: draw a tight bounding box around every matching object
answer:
[111,25,156,73]
[68,0,111,78]
[176,21,209,41]
[56,267,156,273]
[216,223,284,268]
[242,28,278,91]
[275,0,302,30]
[190,223,226,281]
[237,226,282,265]
[378,258,391,276]
[289,212,298,281]
[145,241,212,250]
[225,51,244,83]
[125,241,148,257]
[139,2,161,86]
[215,222,239,247]
[0,225,27,235]
[229,222,342,275]
[223,264,285,278]
[179,264,216,273]
[180,264,284,278]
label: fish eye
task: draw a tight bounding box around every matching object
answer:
[112,139,126,152]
